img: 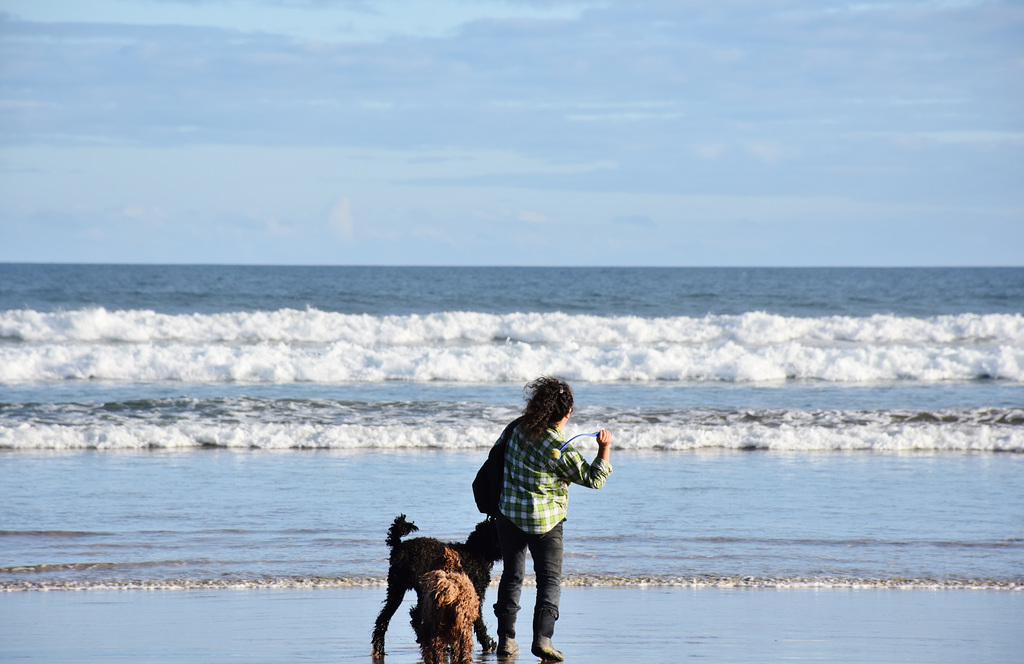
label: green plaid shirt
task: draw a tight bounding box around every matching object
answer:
[498,424,613,534]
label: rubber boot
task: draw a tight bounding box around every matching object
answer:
[531,608,563,662]
[497,613,519,657]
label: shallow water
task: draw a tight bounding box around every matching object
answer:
[1,587,1020,663]
[3,449,1021,589]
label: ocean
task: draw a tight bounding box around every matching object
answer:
[1,265,1022,593]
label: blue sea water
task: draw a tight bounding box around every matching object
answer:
[1,265,1022,591]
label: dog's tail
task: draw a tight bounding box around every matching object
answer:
[439,547,463,574]
[386,514,419,549]
[421,548,468,607]
[420,548,479,620]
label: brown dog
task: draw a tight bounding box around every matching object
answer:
[416,548,480,664]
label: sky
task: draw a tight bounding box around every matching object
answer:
[0,0,1022,266]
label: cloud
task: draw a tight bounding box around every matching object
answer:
[0,0,597,43]
[694,143,726,160]
[894,130,1024,145]
[613,214,655,228]
[1,1,1021,265]
[746,141,788,165]
[121,204,166,226]
[517,210,547,223]
[328,197,354,238]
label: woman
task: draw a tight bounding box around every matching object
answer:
[493,376,613,662]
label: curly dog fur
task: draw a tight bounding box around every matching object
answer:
[371,514,501,659]
[416,548,480,664]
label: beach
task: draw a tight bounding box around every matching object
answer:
[2,586,1020,663]
[2,265,1022,663]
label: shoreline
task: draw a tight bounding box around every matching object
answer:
[2,585,1020,663]
[4,574,1022,592]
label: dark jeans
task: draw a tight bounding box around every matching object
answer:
[493,514,564,635]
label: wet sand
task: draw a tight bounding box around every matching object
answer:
[2,586,1020,663]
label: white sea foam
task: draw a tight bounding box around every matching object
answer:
[1,309,1022,384]
[0,338,1020,383]
[3,575,1019,592]
[3,308,1023,345]
[0,311,1019,383]
[2,420,1020,452]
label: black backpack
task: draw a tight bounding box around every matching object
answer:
[472,417,523,517]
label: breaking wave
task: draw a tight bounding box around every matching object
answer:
[2,399,1021,452]
[1,308,1022,384]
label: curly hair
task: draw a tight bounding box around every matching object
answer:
[519,376,574,443]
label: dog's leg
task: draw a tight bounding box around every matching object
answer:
[471,583,497,653]
[409,584,432,646]
[457,628,476,664]
[409,599,425,644]
[371,584,406,659]
[473,611,497,654]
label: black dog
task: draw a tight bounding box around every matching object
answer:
[372,514,502,659]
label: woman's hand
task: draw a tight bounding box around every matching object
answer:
[596,429,611,461]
